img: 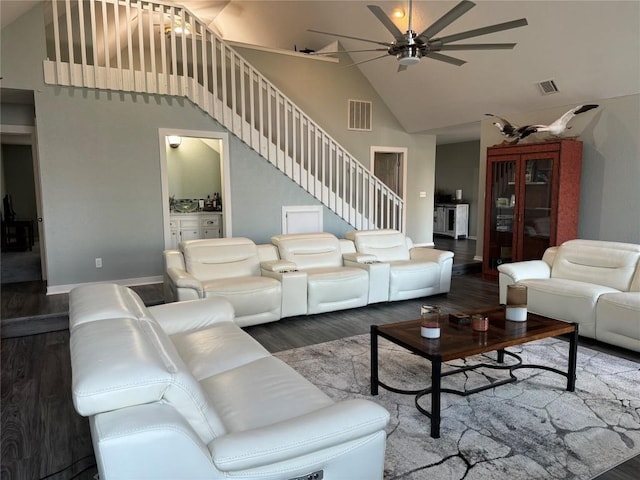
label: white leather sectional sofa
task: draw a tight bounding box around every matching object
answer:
[498,239,640,352]
[164,230,454,325]
[69,283,390,480]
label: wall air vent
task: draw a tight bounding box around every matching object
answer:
[537,79,559,95]
[348,99,372,131]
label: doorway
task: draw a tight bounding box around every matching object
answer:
[159,128,232,250]
[370,146,407,231]
[1,127,46,284]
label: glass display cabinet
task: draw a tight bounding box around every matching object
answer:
[483,140,583,278]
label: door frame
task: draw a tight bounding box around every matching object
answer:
[370,146,408,232]
[158,128,231,249]
[0,124,47,280]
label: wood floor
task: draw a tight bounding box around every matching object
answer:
[1,268,638,478]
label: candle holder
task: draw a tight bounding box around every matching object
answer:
[471,314,489,332]
[506,284,528,321]
[420,305,441,339]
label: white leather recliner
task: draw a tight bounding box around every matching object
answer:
[345,229,454,301]
[69,283,390,480]
[271,232,370,314]
[164,238,307,326]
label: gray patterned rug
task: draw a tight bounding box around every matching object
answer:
[275,335,639,480]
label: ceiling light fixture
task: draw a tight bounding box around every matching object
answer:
[167,135,182,148]
[392,8,405,19]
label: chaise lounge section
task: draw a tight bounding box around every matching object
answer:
[69,283,390,479]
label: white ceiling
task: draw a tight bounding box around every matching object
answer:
[2,1,639,144]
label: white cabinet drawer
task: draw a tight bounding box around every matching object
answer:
[179,219,200,229]
[201,216,219,227]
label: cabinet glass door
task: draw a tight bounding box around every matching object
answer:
[486,157,518,270]
[521,153,557,260]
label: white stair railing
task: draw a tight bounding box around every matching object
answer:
[42,0,404,231]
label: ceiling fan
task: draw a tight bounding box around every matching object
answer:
[309,0,528,71]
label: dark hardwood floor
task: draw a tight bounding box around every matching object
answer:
[1,251,638,478]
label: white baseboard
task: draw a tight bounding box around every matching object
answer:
[46,276,163,295]
[473,255,483,262]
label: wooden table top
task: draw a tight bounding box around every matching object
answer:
[374,307,576,362]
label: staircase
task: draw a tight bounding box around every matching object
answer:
[42,0,404,231]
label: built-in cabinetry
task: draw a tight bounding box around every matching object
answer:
[482,139,582,278]
[434,203,469,239]
[169,213,222,249]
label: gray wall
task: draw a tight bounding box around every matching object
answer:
[435,141,480,238]
[477,94,640,259]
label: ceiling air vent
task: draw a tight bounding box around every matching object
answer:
[348,99,372,131]
[537,79,559,95]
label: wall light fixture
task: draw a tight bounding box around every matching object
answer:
[167,135,182,148]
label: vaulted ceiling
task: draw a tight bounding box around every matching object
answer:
[181,0,640,144]
[2,1,639,144]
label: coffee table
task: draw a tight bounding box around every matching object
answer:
[370,307,578,438]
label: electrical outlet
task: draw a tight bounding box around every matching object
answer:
[95,258,103,268]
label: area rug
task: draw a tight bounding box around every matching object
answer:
[275,335,640,480]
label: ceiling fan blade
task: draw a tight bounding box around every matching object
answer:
[438,43,517,51]
[425,52,467,66]
[311,48,389,55]
[418,0,476,40]
[343,54,390,67]
[434,18,528,44]
[308,29,392,47]
[367,5,403,39]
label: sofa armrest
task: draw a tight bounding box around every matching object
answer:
[167,267,203,296]
[342,252,378,264]
[261,268,308,317]
[148,297,236,335]
[210,399,389,471]
[497,260,551,304]
[343,259,390,303]
[409,247,454,264]
[498,260,551,283]
[260,260,298,273]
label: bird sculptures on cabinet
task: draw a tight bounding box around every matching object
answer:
[485,104,599,144]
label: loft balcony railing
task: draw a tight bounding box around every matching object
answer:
[42,0,404,231]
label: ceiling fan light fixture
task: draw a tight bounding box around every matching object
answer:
[397,50,421,66]
[392,8,405,19]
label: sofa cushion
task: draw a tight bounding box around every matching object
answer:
[201,356,333,434]
[520,278,619,338]
[346,230,410,262]
[272,233,343,269]
[595,292,640,351]
[69,283,149,330]
[170,322,271,381]
[389,260,441,299]
[305,266,369,313]
[551,242,640,292]
[71,318,173,417]
[182,238,261,280]
[202,276,281,320]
